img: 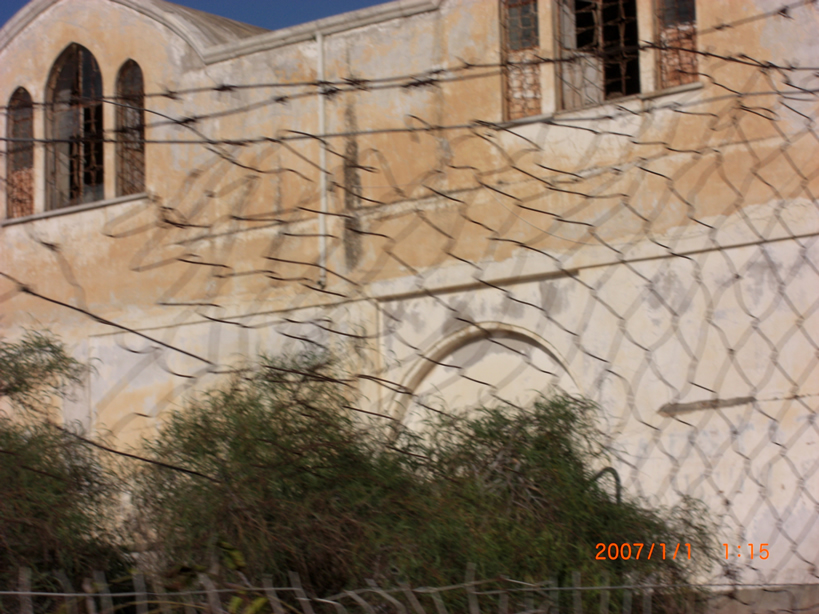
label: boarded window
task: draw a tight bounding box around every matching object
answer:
[116,60,146,196]
[46,43,104,210]
[503,0,542,120]
[658,0,697,88]
[6,88,34,219]
[558,0,640,110]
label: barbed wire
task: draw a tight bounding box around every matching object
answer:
[1,0,818,597]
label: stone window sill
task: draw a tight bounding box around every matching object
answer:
[502,80,704,128]
[1,192,148,227]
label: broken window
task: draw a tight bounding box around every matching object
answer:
[658,0,697,88]
[116,60,146,196]
[6,88,34,219]
[46,43,104,210]
[503,0,542,120]
[558,0,640,110]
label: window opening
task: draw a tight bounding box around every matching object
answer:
[116,60,145,196]
[503,0,542,120]
[658,0,697,88]
[558,0,640,110]
[6,88,34,219]
[46,44,104,210]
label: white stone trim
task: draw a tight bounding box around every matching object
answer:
[1,192,148,226]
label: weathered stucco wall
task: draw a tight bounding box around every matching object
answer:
[1,0,818,589]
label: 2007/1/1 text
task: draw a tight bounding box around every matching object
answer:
[595,543,691,560]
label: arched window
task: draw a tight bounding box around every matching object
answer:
[46,43,104,209]
[6,88,34,218]
[116,60,145,196]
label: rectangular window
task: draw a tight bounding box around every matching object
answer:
[503,0,542,120]
[507,0,540,51]
[658,0,697,88]
[558,0,640,110]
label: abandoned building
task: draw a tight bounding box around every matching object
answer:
[1,0,818,598]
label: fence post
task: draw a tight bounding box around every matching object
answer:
[198,574,223,614]
[366,579,407,614]
[466,563,480,614]
[262,576,286,614]
[427,590,449,614]
[598,572,609,614]
[55,570,79,614]
[18,567,33,614]
[314,599,348,614]
[641,576,652,614]
[343,590,377,614]
[151,577,173,614]
[82,578,98,614]
[498,589,509,614]
[133,573,150,614]
[621,590,631,614]
[398,582,427,614]
[549,576,559,614]
[288,572,316,614]
[572,572,582,614]
[92,571,114,614]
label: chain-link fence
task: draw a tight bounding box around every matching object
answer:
[1,0,818,606]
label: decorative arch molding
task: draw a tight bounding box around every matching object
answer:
[0,1,189,59]
[390,321,580,423]
[0,0,443,66]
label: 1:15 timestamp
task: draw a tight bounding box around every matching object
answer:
[723,544,770,559]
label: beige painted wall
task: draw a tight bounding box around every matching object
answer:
[1,0,818,587]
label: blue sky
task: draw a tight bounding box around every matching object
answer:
[0,0,391,32]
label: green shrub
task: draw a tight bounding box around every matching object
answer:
[131,353,714,602]
[0,417,127,589]
[0,331,129,590]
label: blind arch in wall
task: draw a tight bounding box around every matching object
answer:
[46,43,104,210]
[6,87,34,219]
[116,60,145,196]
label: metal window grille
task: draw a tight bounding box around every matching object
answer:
[116,60,145,197]
[506,0,539,51]
[658,0,697,88]
[503,0,542,120]
[46,44,105,210]
[558,0,641,110]
[6,88,34,219]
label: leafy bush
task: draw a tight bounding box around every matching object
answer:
[0,331,128,590]
[131,353,713,601]
[0,417,127,589]
[0,330,87,415]
[0,334,713,609]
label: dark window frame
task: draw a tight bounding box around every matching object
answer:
[558,0,641,110]
[502,0,543,120]
[6,87,34,219]
[45,43,105,210]
[505,0,540,51]
[657,0,698,89]
[115,59,146,197]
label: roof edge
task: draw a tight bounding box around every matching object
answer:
[202,0,442,65]
[0,0,442,65]
[0,0,60,55]
[0,0,211,59]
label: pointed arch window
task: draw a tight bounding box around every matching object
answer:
[46,43,104,209]
[116,60,145,196]
[6,88,34,219]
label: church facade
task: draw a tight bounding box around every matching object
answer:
[1,0,818,593]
